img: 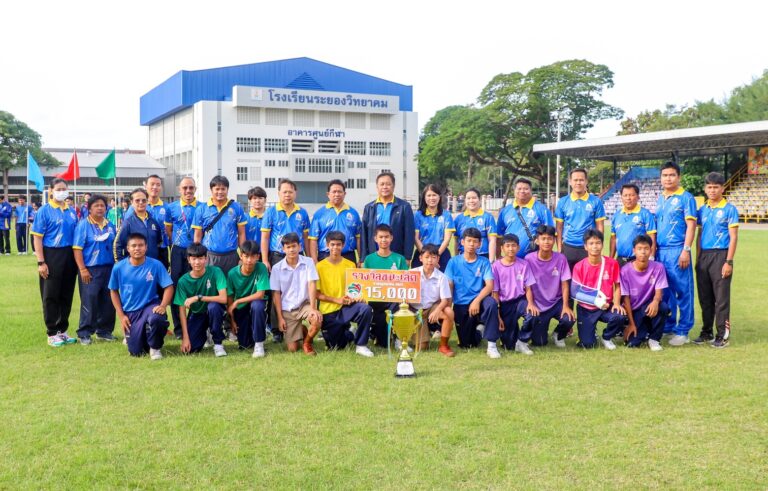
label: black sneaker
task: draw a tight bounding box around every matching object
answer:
[272,332,284,343]
[692,334,714,345]
[712,337,729,349]
[96,333,116,342]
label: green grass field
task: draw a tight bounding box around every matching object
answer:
[1,229,767,489]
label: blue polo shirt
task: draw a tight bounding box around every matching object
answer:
[164,199,202,249]
[454,209,497,255]
[125,200,169,247]
[30,201,78,248]
[108,257,173,313]
[0,202,12,230]
[309,202,361,254]
[14,204,32,225]
[656,188,697,248]
[414,209,455,246]
[698,199,739,250]
[192,199,247,254]
[445,254,494,305]
[496,199,554,257]
[611,206,657,258]
[375,196,395,225]
[246,209,265,245]
[73,216,117,267]
[554,193,606,247]
[261,203,311,253]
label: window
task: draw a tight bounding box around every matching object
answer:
[318,140,340,153]
[236,107,260,124]
[356,161,367,169]
[236,167,248,181]
[292,110,314,127]
[308,157,333,173]
[356,179,367,189]
[319,111,341,127]
[370,114,391,130]
[369,142,391,156]
[345,112,366,129]
[278,160,289,168]
[344,141,366,155]
[347,178,355,189]
[265,108,288,125]
[236,137,261,153]
[265,159,276,167]
[264,138,288,153]
[295,158,306,173]
[334,158,345,173]
[291,139,314,153]
[217,122,222,132]
[348,161,355,169]
[265,178,276,188]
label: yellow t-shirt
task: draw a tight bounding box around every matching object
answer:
[316,257,356,315]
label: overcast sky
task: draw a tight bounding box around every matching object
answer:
[3,0,766,151]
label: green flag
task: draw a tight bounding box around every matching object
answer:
[96,150,116,180]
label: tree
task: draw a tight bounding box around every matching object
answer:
[418,60,623,199]
[0,111,56,197]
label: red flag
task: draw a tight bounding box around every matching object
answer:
[56,151,80,181]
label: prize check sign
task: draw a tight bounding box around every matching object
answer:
[345,269,421,303]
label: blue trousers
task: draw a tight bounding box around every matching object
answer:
[125,303,169,356]
[576,305,627,349]
[77,264,116,338]
[627,301,670,347]
[16,224,27,253]
[322,302,373,349]
[186,303,225,353]
[232,299,267,349]
[454,297,500,348]
[530,299,575,346]
[169,246,191,336]
[658,246,694,335]
[498,296,535,349]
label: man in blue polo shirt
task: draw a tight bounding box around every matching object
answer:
[246,186,267,248]
[260,178,311,271]
[14,196,33,255]
[610,183,656,267]
[114,188,164,262]
[109,233,174,359]
[0,195,11,255]
[308,179,361,264]
[555,168,606,272]
[165,176,203,338]
[496,178,554,258]
[655,161,697,346]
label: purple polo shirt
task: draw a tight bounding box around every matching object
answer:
[524,251,571,311]
[492,258,535,302]
[620,261,668,310]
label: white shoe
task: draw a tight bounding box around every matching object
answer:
[252,343,265,358]
[227,332,238,343]
[203,331,213,349]
[552,333,566,348]
[213,344,227,357]
[515,340,534,355]
[476,323,486,338]
[487,343,501,359]
[149,348,163,360]
[668,335,689,346]
[355,345,375,358]
[122,337,128,345]
[600,338,617,351]
[648,339,663,352]
[431,330,441,340]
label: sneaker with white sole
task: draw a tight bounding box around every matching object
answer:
[552,333,566,348]
[476,323,486,338]
[600,338,617,351]
[431,330,441,340]
[515,340,534,355]
[252,343,265,358]
[57,332,77,345]
[203,331,214,349]
[355,345,375,358]
[48,335,65,347]
[648,339,663,352]
[213,344,227,357]
[668,334,689,346]
[487,343,501,359]
[227,332,238,343]
[149,348,163,360]
[79,336,92,346]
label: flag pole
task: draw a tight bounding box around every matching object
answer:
[26,152,30,255]
[113,148,118,226]
[73,147,77,216]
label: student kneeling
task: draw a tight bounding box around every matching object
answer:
[109,233,174,360]
[227,240,270,358]
[174,243,229,357]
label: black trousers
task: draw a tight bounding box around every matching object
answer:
[158,247,169,270]
[562,243,588,273]
[16,224,27,253]
[169,245,191,336]
[696,249,732,339]
[40,246,78,336]
[0,229,10,253]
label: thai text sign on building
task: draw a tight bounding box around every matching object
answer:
[232,86,399,114]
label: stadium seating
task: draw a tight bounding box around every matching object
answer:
[725,172,768,223]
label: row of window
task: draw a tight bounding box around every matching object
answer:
[236,108,391,130]
[235,137,391,156]
[236,167,370,191]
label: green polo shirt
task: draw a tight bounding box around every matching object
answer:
[227,263,271,309]
[363,251,408,270]
[173,266,227,315]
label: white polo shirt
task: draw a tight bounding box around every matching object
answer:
[410,266,452,310]
[269,255,319,311]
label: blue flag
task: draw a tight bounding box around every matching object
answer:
[27,151,45,192]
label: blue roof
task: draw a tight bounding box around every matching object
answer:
[140,57,413,125]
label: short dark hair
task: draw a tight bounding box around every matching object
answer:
[536,224,556,237]
[278,178,296,191]
[146,174,162,182]
[87,194,108,210]
[420,244,440,257]
[325,230,346,245]
[281,232,300,246]
[661,161,681,176]
[374,223,393,236]
[461,227,482,240]
[248,186,267,199]
[632,234,653,248]
[51,178,67,188]
[501,233,520,246]
[621,184,640,195]
[515,178,533,189]
[130,188,148,200]
[127,233,147,245]
[704,172,726,185]
[239,240,260,256]
[327,179,346,192]
[465,187,481,199]
[209,175,230,189]
[569,168,588,179]
[376,171,396,185]
[186,242,208,257]
[583,228,604,244]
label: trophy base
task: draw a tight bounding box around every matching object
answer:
[395,359,416,378]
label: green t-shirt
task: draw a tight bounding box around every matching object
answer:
[173,265,227,314]
[227,262,270,309]
[363,251,408,270]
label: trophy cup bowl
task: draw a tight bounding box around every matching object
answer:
[387,302,420,378]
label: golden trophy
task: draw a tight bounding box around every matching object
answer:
[387,302,421,378]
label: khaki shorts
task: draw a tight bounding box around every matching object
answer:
[418,303,445,344]
[281,302,316,343]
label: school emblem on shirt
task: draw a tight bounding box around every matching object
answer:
[516,273,524,281]
[552,267,559,276]
[151,224,156,230]
[671,198,679,206]
[391,264,398,270]
[475,267,481,277]
[228,209,234,216]
[585,203,593,212]
[477,218,484,226]
[437,216,444,224]
[206,279,211,290]
[716,210,723,218]
[603,272,610,280]
[146,271,154,282]
[632,216,640,223]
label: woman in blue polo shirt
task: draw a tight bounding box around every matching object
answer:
[73,194,118,344]
[413,184,454,270]
[453,188,497,261]
[31,178,79,347]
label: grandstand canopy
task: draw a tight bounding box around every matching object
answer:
[532,120,768,162]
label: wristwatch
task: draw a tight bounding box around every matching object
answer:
[37,261,45,266]
[683,245,691,252]
[725,259,734,266]
[197,294,203,302]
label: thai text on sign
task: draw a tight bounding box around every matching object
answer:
[345,269,421,303]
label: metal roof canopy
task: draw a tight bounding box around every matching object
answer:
[532,120,768,162]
